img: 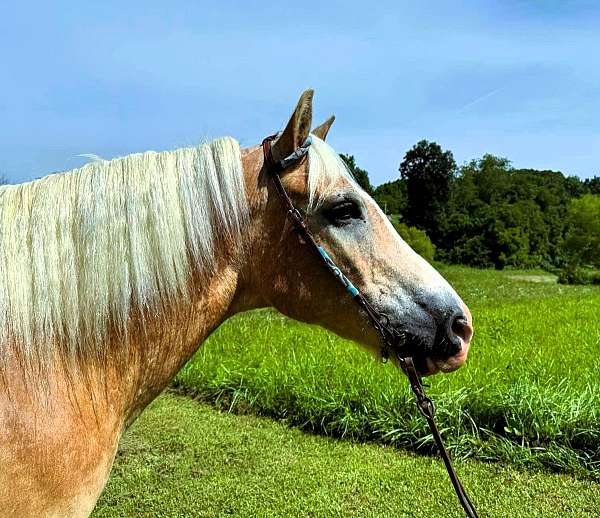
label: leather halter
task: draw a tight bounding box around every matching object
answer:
[262,133,479,518]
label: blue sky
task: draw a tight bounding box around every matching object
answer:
[1,1,600,185]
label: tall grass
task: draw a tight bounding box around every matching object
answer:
[174,267,600,477]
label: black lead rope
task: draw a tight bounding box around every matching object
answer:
[399,356,478,517]
[262,134,479,518]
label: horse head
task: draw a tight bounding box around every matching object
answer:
[241,90,472,376]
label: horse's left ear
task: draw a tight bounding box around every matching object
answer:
[270,89,313,163]
[312,115,335,141]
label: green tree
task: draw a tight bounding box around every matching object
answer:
[584,176,600,195]
[339,154,373,195]
[560,175,586,198]
[399,140,456,244]
[439,156,573,269]
[561,194,600,267]
[373,179,406,215]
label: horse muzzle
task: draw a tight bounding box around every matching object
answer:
[400,299,473,376]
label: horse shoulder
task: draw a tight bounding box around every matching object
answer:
[0,356,123,517]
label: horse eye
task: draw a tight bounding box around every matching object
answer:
[322,200,362,225]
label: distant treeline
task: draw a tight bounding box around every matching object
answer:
[341,142,600,276]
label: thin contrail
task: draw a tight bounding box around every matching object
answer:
[457,86,505,113]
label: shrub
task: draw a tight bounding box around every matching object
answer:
[391,220,435,262]
[558,266,600,285]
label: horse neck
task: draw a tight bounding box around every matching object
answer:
[115,146,266,420]
[71,144,269,423]
[0,147,270,516]
[0,257,248,517]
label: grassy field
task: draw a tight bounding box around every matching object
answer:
[94,393,600,517]
[173,266,600,477]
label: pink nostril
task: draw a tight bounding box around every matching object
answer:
[451,315,473,344]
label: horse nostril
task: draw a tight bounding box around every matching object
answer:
[450,314,473,345]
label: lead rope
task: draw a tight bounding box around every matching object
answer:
[398,357,479,517]
[262,135,479,518]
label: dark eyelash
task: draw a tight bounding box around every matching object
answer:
[322,201,362,224]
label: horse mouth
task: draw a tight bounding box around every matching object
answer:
[397,334,469,377]
[412,347,469,376]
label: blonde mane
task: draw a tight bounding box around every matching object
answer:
[0,134,353,364]
[0,137,247,360]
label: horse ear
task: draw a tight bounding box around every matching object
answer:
[270,89,313,162]
[312,115,335,141]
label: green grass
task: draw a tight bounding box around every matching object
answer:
[94,393,600,517]
[173,266,600,477]
[438,265,599,304]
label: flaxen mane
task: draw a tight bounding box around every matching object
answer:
[0,135,353,364]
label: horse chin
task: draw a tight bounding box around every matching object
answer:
[414,346,470,376]
[434,345,470,373]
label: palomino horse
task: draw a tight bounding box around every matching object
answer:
[0,90,472,517]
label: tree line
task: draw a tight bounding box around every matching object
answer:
[341,143,600,281]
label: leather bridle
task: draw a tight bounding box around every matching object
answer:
[262,134,479,518]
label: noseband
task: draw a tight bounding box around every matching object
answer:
[262,134,479,518]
